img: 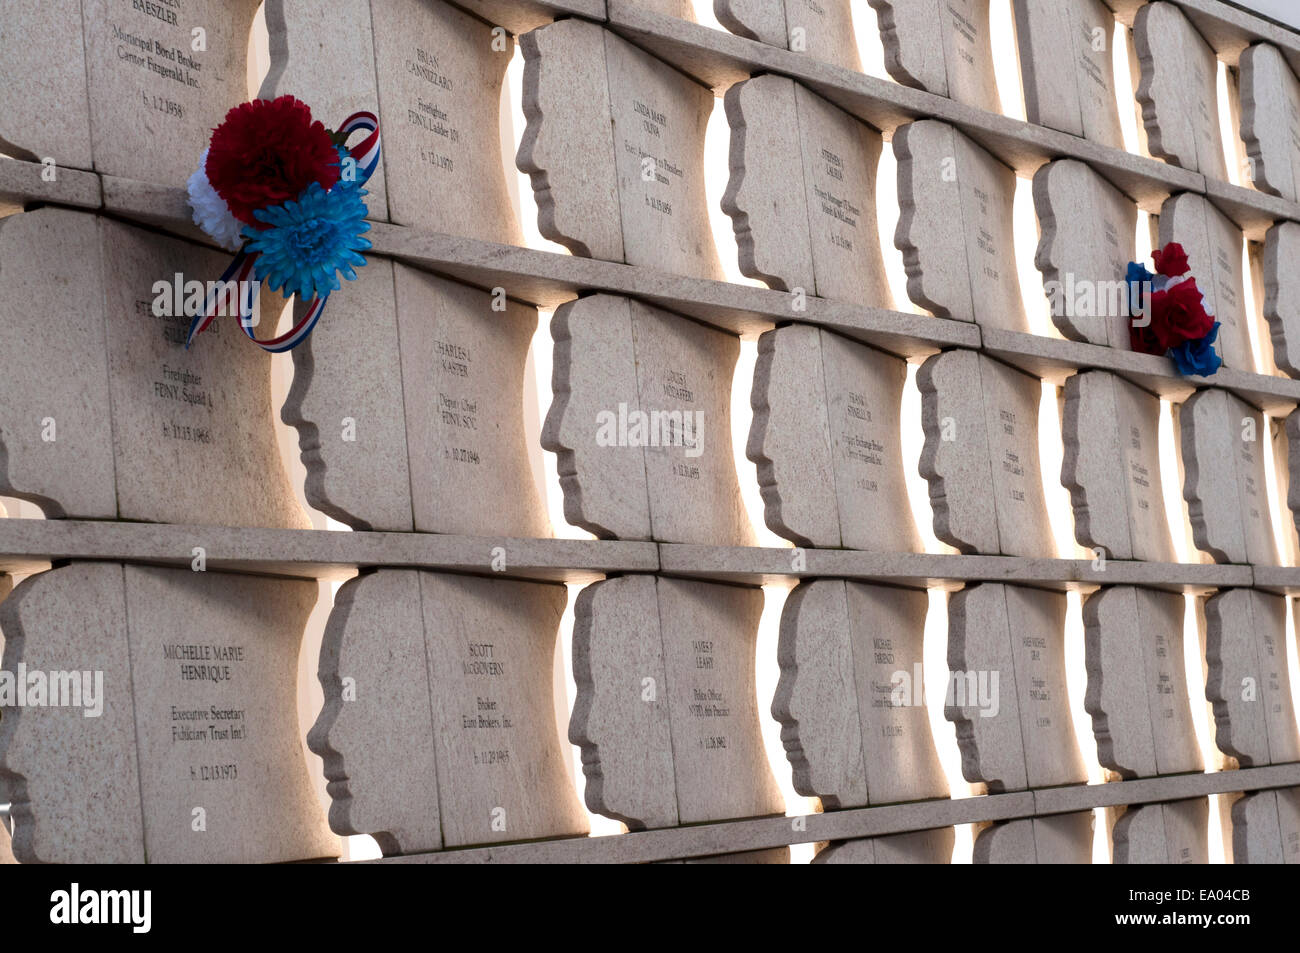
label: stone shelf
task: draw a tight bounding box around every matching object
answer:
[656,544,1253,593]
[1248,565,1300,594]
[983,327,1300,416]
[0,519,657,584]
[371,763,1300,864]
[0,520,1268,592]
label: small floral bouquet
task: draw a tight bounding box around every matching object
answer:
[1126,242,1221,377]
[185,95,380,351]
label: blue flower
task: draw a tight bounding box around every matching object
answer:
[1168,321,1222,377]
[243,178,371,303]
[1126,260,1154,316]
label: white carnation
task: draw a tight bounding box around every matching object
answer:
[187,148,246,252]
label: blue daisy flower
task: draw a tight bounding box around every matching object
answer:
[243,177,371,303]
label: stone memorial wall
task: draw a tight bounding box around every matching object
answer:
[1,0,1299,867]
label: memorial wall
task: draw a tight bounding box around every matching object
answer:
[1,0,1300,866]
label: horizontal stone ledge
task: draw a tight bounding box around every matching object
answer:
[982,327,1300,416]
[1249,565,1300,593]
[466,0,607,34]
[604,0,1204,216]
[655,545,1254,592]
[1206,178,1300,243]
[0,155,101,214]
[373,792,1036,864]
[0,519,657,584]
[1147,0,1300,70]
[1032,762,1300,815]
[369,764,1300,863]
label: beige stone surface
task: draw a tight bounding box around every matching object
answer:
[1134,1,1228,180]
[0,563,144,863]
[895,120,1026,332]
[281,259,413,531]
[1263,221,1300,377]
[543,295,650,540]
[1230,788,1300,863]
[0,0,93,170]
[630,301,752,546]
[813,827,955,863]
[394,265,549,538]
[657,577,783,824]
[1181,388,1277,565]
[370,0,520,241]
[569,575,676,830]
[748,325,839,546]
[1206,589,1300,767]
[794,84,892,308]
[869,0,999,111]
[1062,371,1174,561]
[0,209,116,519]
[1113,798,1209,863]
[519,21,721,279]
[82,0,261,185]
[949,583,1084,792]
[571,575,782,826]
[0,562,337,863]
[124,565,336,863]
[1240,42,1300,203]
[517,18,622,261]
[717,0,860,70]
[975,812,1093,863]
[604,29,722,280]
[1084,586,1202,780]
[920,350,1052,557]
[722,75,815,294]
[419,572,587,848]
[546,295,750,545]
[100,217,309,529]
[309,569,440,854]
[261,0,390,220]
[1159,192,1255,373]
[1032,159,1139,348]
[1012,0,1124,148]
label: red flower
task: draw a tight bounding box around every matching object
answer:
[205,96,340,226]
[1152,242,1190,277]
[1149,277,1214,350]
[1130,315,1164,355]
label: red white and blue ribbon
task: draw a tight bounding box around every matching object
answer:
[186,110,380,352]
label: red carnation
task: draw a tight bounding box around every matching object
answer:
[205,96,340,226]
[1130,315,1164,355]
[1149,277,1214,350]
[1152,242,1190,277]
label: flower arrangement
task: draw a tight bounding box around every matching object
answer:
[185,96,380,352]
[1126,242,1221,377]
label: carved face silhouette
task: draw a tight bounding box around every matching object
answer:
[307,569,441,855]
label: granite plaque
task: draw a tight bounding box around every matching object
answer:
[518,19,722,279]
[0,209,307,528]
[1033,159,1139,348]
[775,580,947,809]
[895,120,1027,331]
[544,294,753,545]
[1012,0,1124,147]
[715,0,861,71]
[0,562,337,863]
[1158,192,1254,373]
[1263,221,1300,377]
[813,827,955,863]
[749,324,920,550]
[974,813,1093,863]
[569,574,784,827]
[868,0,1000,111]
[919,349,1054,557]
[1240,42,1300,203]
[1084,586,1203,779]
[722,75,892,307]
[1180,388,1277,565]
[1229,787,1300,863]
[947,583,1086,792]
[1112,798,1209,864]
[311,569,588,852]
[1062,371,1174,561]
[1134,1,1228,179]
